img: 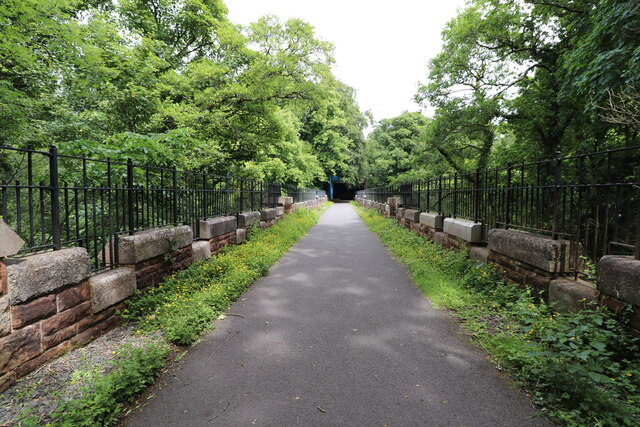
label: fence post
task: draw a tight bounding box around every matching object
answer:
[127,159,135,235]
[505,163,512,230]
[474,168,481,223]
[172,166,178,226]
[239,179,244,213]
[552,152,562,240]
[438,177,443,215]
[635,201,640,260]
[453,173,458,218]
[49,145,61,250]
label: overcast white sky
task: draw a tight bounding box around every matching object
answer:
[225,0,467,122]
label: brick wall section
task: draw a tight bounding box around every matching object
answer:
[0,200,326,391]
[208,231,237,256]
[0,279,121,392]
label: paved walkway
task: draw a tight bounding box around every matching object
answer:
[127,204,550,426]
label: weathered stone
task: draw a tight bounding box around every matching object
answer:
[236,228,247,244]
[7,247,90,305]
[0,324,40,374]
[384,205,391,216]
[57,281,90,312]
[488,229,570,273]
[598,256,640,306]
[443,218,485,244]
[260,208,278,221]
[0,219,25,258]
[15,341,70,379]
[404,209,421,223]
[199,216,237,240]
[0,371,15,393]
[396,207,406,219]
[238,211,260,228]
[549,279,599,313]
[0,260,7,295]
[41,301,90,335]
[434,232,446,246]
[0,295,9,338]
[387,197,400,208]
[191,240,211,262]
[11,295,57,329]
[419,212,444,231]
[89,268,136,313]
[278,196,293,205]
[469,246,489,264]
[118,225,192,265]
[276,207,284,216]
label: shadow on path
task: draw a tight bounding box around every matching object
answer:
[126,204,551,426]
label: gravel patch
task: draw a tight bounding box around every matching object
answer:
[0,324,163,426]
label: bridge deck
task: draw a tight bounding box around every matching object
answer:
[127,203,550,426]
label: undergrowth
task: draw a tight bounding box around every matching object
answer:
[354,203,640,427]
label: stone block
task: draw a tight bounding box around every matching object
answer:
[419,212,444,231]
[0,260,7,295]
[7,247,90,305]
[57,281,90,312]
[0,324,40,374]
[278,196,293,205]
[598,256,640,306]
[11,295,57,329]
[404,209,421,223]
[434,232,446,246]
[384,205,391,216]
[0,296,9,338]
[443,218,485,244]
[276,207,284,216]
[237,211,260,228]
[89,268,136,313]
[236,228,247,244]
[469,246,489,264]
[488,229,570,274]
[192,240,211,262]
[41,301,90,335]
[549,279,599,313]
[199,216,237,240]
[260,208,277,221]
[396,207,406,219]
[387,197,400,208]
[0,218,25,258]
[118,225,192,265]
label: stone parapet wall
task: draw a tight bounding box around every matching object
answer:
[1,198,326,390]
[0,249,123,392]
[354,198,640,330]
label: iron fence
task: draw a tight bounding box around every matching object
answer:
[357,146,640,269]
[284,187,327,203]
[0,145,289,271]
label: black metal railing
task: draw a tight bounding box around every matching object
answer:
[0,145,294,271]
[284,187,327,203]
[357,146,640,268]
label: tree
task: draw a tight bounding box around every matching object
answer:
[364,112,429,186]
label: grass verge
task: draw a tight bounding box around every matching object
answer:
[121,206,324,345]
[353,203,640,427]
[20,205,326,426]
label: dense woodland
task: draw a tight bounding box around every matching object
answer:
[1,0,639,189]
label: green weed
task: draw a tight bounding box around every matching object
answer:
[353,203,640,426]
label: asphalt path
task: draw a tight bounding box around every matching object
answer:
[126,203,551,427]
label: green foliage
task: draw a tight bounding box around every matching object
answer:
[363,112,429,186]
[122,206,322,345]
[354,203,640,426]
[47,342,169,426]
[0,1,367,187]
